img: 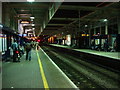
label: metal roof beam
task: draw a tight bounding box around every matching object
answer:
[59,5,119,11]
[52,18,77,21]
[48,24,67,26]
[45,27,60,29]
[59,5,100,11]
[52,17,100,21]
[7,4,49,8]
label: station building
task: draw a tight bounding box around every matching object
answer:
[0,1,120,89]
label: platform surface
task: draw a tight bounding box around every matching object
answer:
[2,49,77,89]
[50,44,120,60]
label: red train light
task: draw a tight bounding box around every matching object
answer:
[15,51,19,54]
[37,40,40,42]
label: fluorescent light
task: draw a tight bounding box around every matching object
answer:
[30,16,35,19]
[103,19,108,22]
[0,24,3,28]
[21,21,29,24]
[32,24,35,26]
[27,0,35,2]
[85,25,88,27]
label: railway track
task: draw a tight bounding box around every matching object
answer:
[41,45,120,89]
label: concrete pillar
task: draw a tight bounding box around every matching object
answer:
[105,22,108,35]
[0,1,2,23]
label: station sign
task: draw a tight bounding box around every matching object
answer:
[81,34,89,36]
[20,20,30,24]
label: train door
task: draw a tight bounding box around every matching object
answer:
[1,34,7,55]
[0,34,2,52]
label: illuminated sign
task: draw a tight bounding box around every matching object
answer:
[81,34,86,36]
[18,34,22,37]
[20,21,30,24]
[23,34,27,37]
[37,40,40,42]
[30,16,35,19]
[81,34,89,36]
[0,24,3,28]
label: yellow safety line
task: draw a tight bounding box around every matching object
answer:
[36,50,49,90]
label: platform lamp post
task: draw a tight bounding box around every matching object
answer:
[104,19,108,35]
[103,19,108,42]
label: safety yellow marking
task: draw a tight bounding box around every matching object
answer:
[36,50,49,90]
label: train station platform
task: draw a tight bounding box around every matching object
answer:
[50,44,120,60]
[2,49,78,89]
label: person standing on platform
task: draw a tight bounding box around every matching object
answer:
[113,39,117,52]
[36,42,40,50]
[11,39,18,62]
[104,39,109,52]
[25,41,32,61]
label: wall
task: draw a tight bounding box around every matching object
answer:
[0,1,2,23]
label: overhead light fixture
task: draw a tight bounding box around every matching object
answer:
[30,16,35,19]
[20,21,30,24]
[32,24,35,26]
[85,25,88,27]
[0,24,3,28]
[21,10,25,12]
[103,19,108,22]
[31,19,33,21]
[27,0,35,2]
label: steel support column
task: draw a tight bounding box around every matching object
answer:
[89,25,92,47]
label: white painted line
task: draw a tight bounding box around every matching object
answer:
[40,48,79,89]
